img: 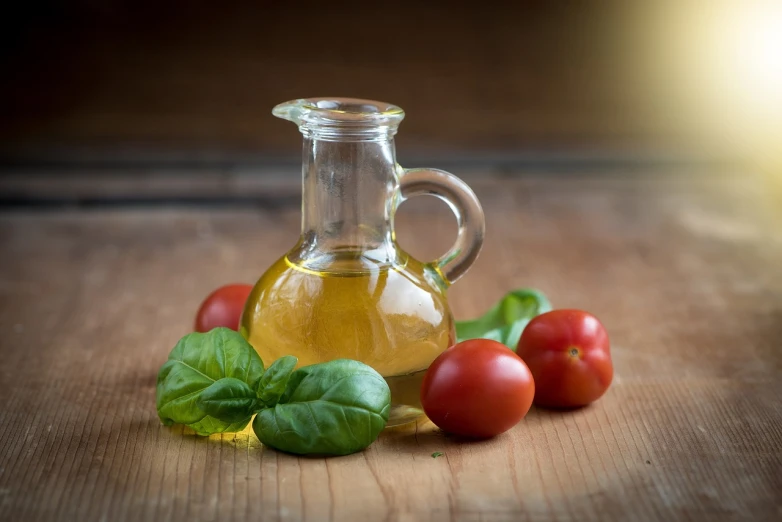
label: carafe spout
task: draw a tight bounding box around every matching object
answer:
[272,97,405,141]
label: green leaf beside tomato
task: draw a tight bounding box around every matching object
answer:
[454,288,552,350]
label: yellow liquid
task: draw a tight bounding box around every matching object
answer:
[241,251,454,426]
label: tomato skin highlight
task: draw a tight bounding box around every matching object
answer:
[194,284,253,333]
[517,309,613,408]
[420,339,535,438]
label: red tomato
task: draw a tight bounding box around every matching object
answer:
[420,339,535,438]
[194,284,253,332]
[517,309,613,408]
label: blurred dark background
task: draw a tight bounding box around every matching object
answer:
[0,1,780,194]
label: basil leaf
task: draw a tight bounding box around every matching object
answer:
[156,327,265,435]
[253,359,390,456]
[455,288,552,350]
[197,378,260,423]
[257,355,298,407]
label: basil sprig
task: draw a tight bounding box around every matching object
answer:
[156,328,390,455]
[455,288,552,350]
[156,328,265,435]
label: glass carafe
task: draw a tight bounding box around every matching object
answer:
[241,98,485,426]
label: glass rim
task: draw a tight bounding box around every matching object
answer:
[273,97,405,125]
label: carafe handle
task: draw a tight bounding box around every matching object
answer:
[398,168,485,285]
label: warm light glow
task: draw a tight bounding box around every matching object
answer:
[694,0,782,167]
[723,2,782,104]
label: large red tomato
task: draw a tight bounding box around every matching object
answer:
[420,339,535,438]
[194,284,253,333]
[517,309,612,408]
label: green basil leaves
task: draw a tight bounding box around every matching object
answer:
[455,288,552,350]
[156,329,391,456]
[198,378,260,423]
[256,355,297,406]
[253,360,391,456]
[156,328,265,435]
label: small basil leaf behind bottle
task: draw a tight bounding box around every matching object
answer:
[455,289,552,350]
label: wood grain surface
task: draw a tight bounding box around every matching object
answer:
[0,173,781,521]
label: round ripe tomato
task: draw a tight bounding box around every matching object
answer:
[517,309,612,408]
[194,284,253,332]
[420,339,535,438]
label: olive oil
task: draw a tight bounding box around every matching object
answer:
[384,369,429,425]
[241,251,454,426]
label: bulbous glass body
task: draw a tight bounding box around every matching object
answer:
[241,98,484,426]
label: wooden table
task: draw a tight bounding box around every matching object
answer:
[1,171,780,521]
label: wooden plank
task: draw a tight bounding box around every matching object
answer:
[0,163,750,203]
[0,174,781,521]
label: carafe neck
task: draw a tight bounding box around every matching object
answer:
[297,136,399,264]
